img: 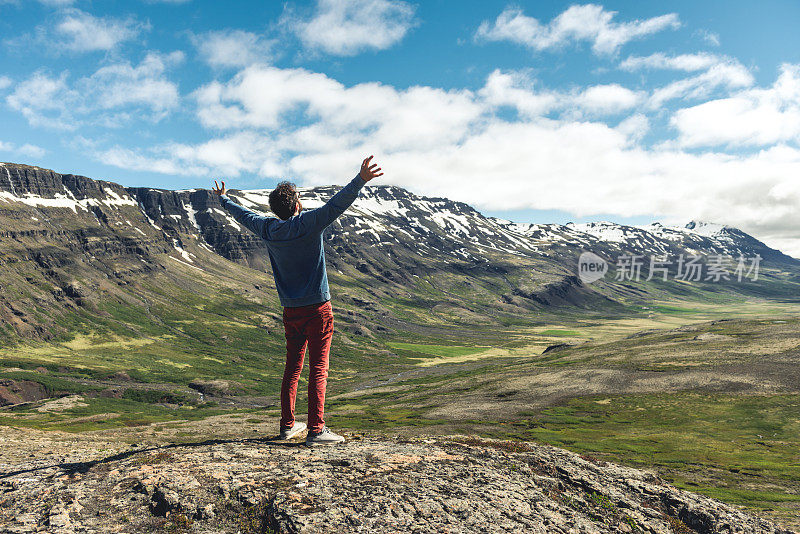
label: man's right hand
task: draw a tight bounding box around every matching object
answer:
[212,180,227,196]
[359,156,383,182]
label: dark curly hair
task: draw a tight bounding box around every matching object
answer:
[269,181,299,220]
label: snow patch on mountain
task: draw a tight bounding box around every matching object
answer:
[0,186,137,213]
[684,220,728,237]
[184,199,202,232]
[208,207,244,230]
[351,196,410,218]
[567,222,631,243]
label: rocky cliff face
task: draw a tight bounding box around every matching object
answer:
[0,164,171,339]
[0,432,793,533]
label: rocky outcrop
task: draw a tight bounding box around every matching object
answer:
[0,434,792,533]
[188,379,244,397]
[127,187,273,271]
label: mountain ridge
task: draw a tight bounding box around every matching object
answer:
[1,160,798,345]
[2,161,796,264]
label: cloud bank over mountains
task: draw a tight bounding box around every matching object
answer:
[0,1,798,256]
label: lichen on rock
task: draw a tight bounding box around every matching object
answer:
[0,432,794,533]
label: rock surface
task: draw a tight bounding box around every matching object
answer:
[0,433,793,534]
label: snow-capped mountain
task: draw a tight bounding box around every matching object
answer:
[2,162,792,269]
[0,162,797,341]
[491,218,796,264]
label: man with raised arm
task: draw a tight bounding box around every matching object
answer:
[212,156,383,446]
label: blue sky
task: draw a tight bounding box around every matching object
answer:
[1,0,799,256]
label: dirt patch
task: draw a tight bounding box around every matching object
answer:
[693,333,734,342]
[189,379,241,396]
[36,394,89,412]
[0,379,49,406]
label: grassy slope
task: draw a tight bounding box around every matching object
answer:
[2,227,800,528]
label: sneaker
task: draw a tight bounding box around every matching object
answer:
[278,422,307,440]
[305,426,345,446]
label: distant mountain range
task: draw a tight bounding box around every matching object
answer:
[495,218,797,264]
[1,162,798,341]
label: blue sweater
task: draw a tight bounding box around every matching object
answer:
[219,174,367,307]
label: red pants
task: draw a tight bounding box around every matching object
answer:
[280,300,334,433]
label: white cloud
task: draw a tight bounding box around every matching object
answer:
[54,9,146,53]
[617,53,755,109]
[193,66,348,130]
[171,132,285,176]
[616,113,649,142]
[479,70,559,117]
[672,64,800,148]
[291,0,416,56]
[476,4,680,56]
[573,84,642,115]
[97,146,203,176]
[193,65,483,155]
[698,29,720,47]
[479,70,639,117]
[192,29,274,68]
[649,61,754,108]
[6,71,76,129]
[0,140,46,158]
[87,51,183,116]
[620,52,725,72]
[6,52,182,129]
[17,143,46,157]
[0,76,11,90]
